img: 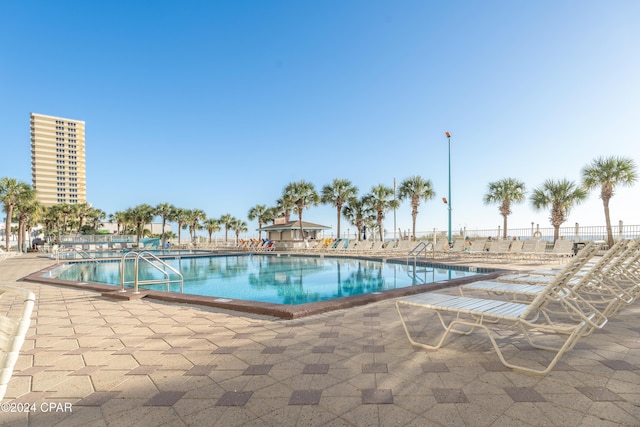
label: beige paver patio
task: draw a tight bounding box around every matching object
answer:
[1,253,639,426]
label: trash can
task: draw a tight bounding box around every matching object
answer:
[573,242,586,255]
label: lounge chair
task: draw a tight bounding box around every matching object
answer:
[341,240,358,253]
[547,239,575,261]
[328,239,349,253]
[396,241,606,375]
[485,239,511,261]
[507,239,524,257]
[353,240,373,254]
[0,285,36,400]
[445,239,465,257]
[517,239,546,260]
[393,240,415,255]
[466,239,488,258]
[430,239,450,258]
[459,240,639,329]
[369,241,385,253]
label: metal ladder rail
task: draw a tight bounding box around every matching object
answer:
[405,262,435,283]
[120,251,183,294]
[406,241,434,264]
[71,247,94,259]
[120,251,184,294]
[406,242,435,282]
[136,251,184,294]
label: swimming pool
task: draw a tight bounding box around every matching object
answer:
[43,254,488,305]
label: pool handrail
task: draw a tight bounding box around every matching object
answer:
[119,251,184,294]
[407,241,434,263]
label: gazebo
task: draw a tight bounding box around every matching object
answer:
[258,218,331,250]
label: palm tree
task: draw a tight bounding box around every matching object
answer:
[173,208,190,246]
[23,199,43,249]
[74,202,92,234]
[581,156,638,247]
[219,213,234,242]
[0,177,33,251]
[58,203,75,233]
[125,204,155,244]
[342,196,373,241]
[14,187,38,252]
[41,206,59,242]
[248,204,275,239]
[283,180,319,240]
[109,210,127,235]
[531,179,587,243]
[397,176,435,241]
[230,218,248,244]
[155,203,176,246]
[321,179,358,239]
[204,218,221,243]
[89,208,106,231]
[276,193,296,222]
[364,184,399,242]
[187,209,206,243]
[483,178,527,239]
[46,204,68,241]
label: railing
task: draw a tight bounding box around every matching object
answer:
[57,234,138,244]
[405,262,434,284]
[407,241,433,262]
[413,222,640,243]
[119,251,183,295]
[70,247,94,259]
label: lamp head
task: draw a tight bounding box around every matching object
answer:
[445,131,451,138]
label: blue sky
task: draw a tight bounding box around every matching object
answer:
[2,1,639,238]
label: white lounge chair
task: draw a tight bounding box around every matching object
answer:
[517,239,547,260]
[0,285,36,400]
[430,239,450,258]
[396,242,606,375]
[459,240,639,332]
[485,239,511,261]
[367,241,384,253]
[353,240,373,254]
[466,239,488,258]
[445,239,466,257]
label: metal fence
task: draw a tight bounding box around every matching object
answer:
[413,222,640,242]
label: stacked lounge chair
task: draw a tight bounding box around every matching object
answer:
[396,241,613,375]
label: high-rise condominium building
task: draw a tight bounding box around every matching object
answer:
[30,113,86,207]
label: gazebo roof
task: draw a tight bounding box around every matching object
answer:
[258,220,331,232]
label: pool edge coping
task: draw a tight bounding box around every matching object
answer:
[22,256,513,319]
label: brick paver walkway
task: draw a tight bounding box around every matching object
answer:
[1,253,639,426]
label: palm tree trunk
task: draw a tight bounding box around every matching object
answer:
[603,198,614,247]
[298,209,305,241]
[4,206,12,251]
[411,207,418,240]
[502,215,508,239]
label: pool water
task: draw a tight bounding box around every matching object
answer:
[46,254,484,305]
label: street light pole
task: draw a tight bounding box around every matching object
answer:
[446,131,452,244]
